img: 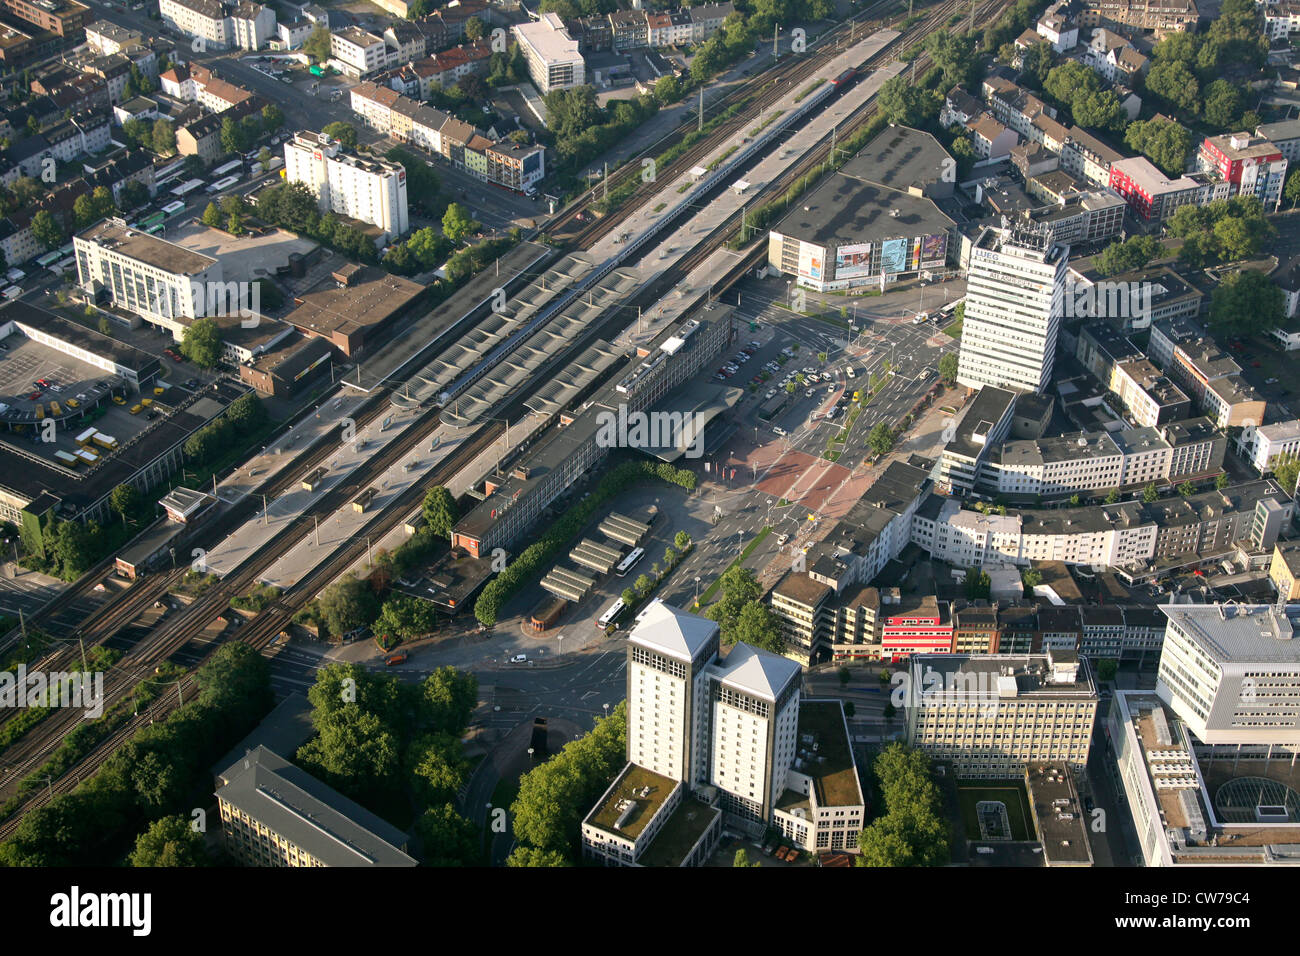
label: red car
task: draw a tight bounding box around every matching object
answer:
[27,391,40,401]
[385,652,408,666]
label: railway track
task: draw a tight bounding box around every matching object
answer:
[0,0,1009,835]
[546,0,908,249]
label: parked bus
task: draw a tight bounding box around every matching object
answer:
[597,598,625,628]
[170,178,204,198]
[145,224,164,235]
[206,175,239,194]
[211,159,243,179]
[75,427,97,447]
[160,200,186,217]
[615,547,645,577]
[54,449,79,467]
[35,250,61,268]
[92,432,118,450]
[75,448,98,465]
[137,211,165,230]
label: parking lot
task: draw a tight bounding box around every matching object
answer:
[0,332,123,419]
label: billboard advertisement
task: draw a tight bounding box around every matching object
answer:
[835,242,873,279]
[922,233,947,264]
[880,238,907,274]
[798,243,823,281]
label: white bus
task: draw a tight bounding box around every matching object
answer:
[211,159,243,179]
[160,200,186,217]
[171,178,204,198]
[597,598,625,628]
[615,547,645,577]
[206,175,240,194]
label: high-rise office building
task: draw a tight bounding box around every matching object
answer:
[957,226,1068,394]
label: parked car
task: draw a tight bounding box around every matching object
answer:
[509,654,528,664]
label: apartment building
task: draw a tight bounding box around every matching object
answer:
[768,570,834,665]
[1256,118,1300,164]
[513,12,584,93]
[159,0,274,50]
[1108,156,1227,222]
[1036,2,1079,50]
[979,418,1224,498]
[1149,319,1266,428]
[0,0,90,36]
[285,131,409,240]
[1197,132,1288,210]
[1077,0,1200,35]
[956,227,1068,394]
[1157,603,1300,746]
[904,650,1098,778]
[74,217,222,339]
[881,596,954,662]
[331,26,388,78]
[1060,127,1125,188]
[912,479,1292,571]
[1268,540,1300,600]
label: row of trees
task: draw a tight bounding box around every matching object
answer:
[121,117,176,157]
[1167,196,1273,270]
[255,181,379,264]
[857,744,950,867]
[506,700,628,865]
[183,392,269,465]
[1,643,273,866]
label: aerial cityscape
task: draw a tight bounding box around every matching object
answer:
[0,0,1292,897]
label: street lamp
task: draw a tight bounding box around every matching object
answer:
[694,575,701,607]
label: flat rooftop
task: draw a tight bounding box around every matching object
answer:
[637,798,721,867]
[0,299,158,374]
[1160,603,1300,664]
[775,177,954,249]
[911,653,1097,699]
[796,700,863,808]
[172,224,319,282]
[286,267,424,340]
[1026,764,1093,865]
[77,218,217,277]
[585,764,678,841]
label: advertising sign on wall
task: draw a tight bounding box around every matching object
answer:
[835,242,873,279]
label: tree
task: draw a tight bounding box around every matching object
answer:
[322,121,358,150]
[507,846,570,867]
[1095,235,1164,277]
[201,202,222,228]
[317,573,378,637]
[374,593,437,641]
[120,180,150,211]
[1145,59,1200,114]
[1044,61,1100,112]
[442,202,480,244]
[633,572,654,598]
[1142,482,1160,503]
[1273,453,1300,494]
[220,115,247,156]
[704,564,762,631]
[729,601,785,655]
[1095,658,1119,682]
[1020,41,1052,90]
[421,667,478,733]
[408,732,468,804]
[1178,480,1196,497]
[182,155,206,178]
[655,73,682,105]
[129,815,210,867]
[733,848,760,867]
[838,666,851,686]
[464,16,486,42]
[1209,270,1284,337]
[1215,472,1230,490]
[674,530,691,551]
[938,352,958,385]
[663,546,677,569]
[1286,169,1300,209]
[151,118,175,155]
[180,317,222,368]
[1124,117,1193,178]
[304,25,332,63]
[877,76,937,126]
[1202,79,1243,130]
[1021,568,1042,589]
[867,421,896,457]
[965,569,991,600]
[98,317,112,336]
[31,210,64,250]
[416,803,479,866]
[1104,488,1120,505]
[422,486,457,538]
[109,483,142,520]
[261,103,284,134]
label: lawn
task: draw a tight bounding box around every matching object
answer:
[941,317,963,339]
[956,782,1035,842]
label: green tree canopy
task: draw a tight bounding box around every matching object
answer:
[180,317,222,368]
